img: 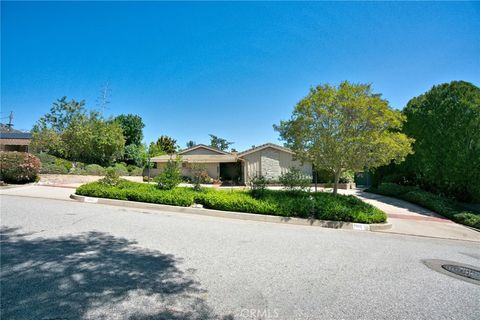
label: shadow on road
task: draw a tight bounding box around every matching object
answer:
[0,227,233,320]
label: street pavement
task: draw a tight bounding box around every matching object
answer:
[1,195,479,320]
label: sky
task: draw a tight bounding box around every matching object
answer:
[2,1,479,151]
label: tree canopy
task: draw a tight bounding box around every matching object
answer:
[401,81,480,202]
[209,134,233,151]
[31,97,125,166]
[186,140,196,149]
[149,135,177,156]
[114,114,145,146]
[274,81,413,194]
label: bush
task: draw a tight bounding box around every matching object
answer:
[279,167,311,192]
[84,164,106,176]
[249,175,268,197]
[375,182,418,197]
[35,152,72,174]
[127,164,143,176]
[99,168,121,186]
[41,163,69,174]
[0,152,41,183]
[339,171,354,184]
[155,157,182,190]
[76,181,387,224]
[367,184,480,229]
[109,163,129,176]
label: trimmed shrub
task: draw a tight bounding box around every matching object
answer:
[84,164,106,176]
[0,152,41,183]
[279,167,311,192]
[75,181,387,224]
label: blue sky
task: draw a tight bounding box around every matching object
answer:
[2,1,479,151]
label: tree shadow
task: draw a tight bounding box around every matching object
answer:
[0,227,233,320]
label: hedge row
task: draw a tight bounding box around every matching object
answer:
[76,180,386,224]
[367,183,480,229]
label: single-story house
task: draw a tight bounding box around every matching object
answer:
[149,143,312,184]
[0,125,32,152]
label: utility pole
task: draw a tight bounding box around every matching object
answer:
[7,111,13,128]
[96,81,111,115]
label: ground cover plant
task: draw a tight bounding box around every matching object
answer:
[76,180,386,224]
[367,183,480,229]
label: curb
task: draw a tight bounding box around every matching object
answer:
[70,194,392,232]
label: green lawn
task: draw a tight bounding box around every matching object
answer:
[76,180,386,224]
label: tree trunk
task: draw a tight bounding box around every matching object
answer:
[333,170,341,195]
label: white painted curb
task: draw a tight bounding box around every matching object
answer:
[70,194,391,231]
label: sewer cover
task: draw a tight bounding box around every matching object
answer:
[423,259,480,285]
[442,264,480,281]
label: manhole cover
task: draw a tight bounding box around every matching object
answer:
[442,264,480,281]
[423,259,480,285]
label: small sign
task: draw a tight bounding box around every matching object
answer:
[84,197,98,203]
[353,223,369,231]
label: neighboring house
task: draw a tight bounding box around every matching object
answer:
[0,125,32,152]
[150,143,312,184]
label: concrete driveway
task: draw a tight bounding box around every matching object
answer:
[337,189,480,242]
[1,195,479,320]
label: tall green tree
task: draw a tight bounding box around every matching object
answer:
[114,114,145,146]
[209,134,233,151]
[62,114,125,166]
[274,81,413,194]
[124,143,148,167]
[151,135,177,155]
[402,81,480,202]
[186,140,196,149]
[34,97,87,133]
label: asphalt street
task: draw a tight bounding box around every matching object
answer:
[1,195,479,320]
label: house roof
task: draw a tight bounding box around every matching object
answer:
[179,144,231,155]
[0,124,32,140]
[151,154,238,163]
[238,143,294,157]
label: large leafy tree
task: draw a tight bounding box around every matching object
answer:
[62,114,125,166]
[209,134,233,151]
[274,81,413,194]
[186,140,196,149]
[34,97,87,133]
[31,97,125,166]
[150,135,177,155]
[114,114,145,146]
[402,81,480,202]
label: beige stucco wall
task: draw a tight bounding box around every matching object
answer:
[242,147,312,182]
